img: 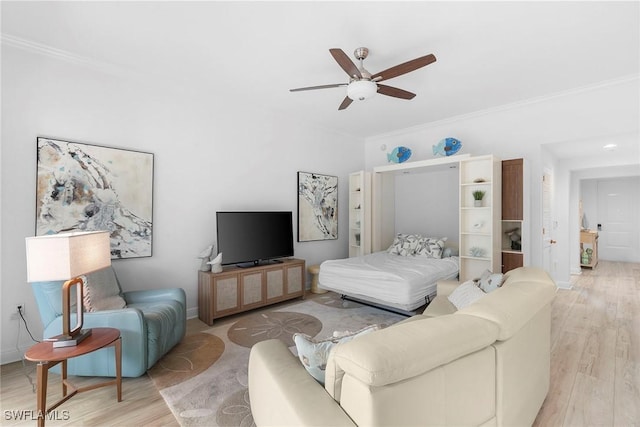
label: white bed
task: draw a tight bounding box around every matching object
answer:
[318,251,460,312]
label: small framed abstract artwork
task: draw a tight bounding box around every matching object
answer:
[35,137,154,259]
[297,171,338,242]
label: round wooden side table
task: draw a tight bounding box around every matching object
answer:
[24,327,122,427]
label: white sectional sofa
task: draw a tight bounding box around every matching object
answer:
[248,267,556,426]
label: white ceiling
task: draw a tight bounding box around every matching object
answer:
[2,1,639,147]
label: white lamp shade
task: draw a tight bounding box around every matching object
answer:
[347,80,377,101]
[25,231,112,282]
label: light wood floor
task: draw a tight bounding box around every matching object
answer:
[533,261,640,427]
[1,261,638,426]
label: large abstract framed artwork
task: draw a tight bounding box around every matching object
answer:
[36,137,154,259]
[297,171,338,242]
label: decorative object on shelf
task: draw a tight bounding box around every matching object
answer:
[355,233,361,246]
[198,245,214,271]
[433,137,462,157]
[472,190,486,207]
[505,228,522,251]
[469,246,486,257]
[473,178,486,183]
[580,247,594,265]
[36,137,154,259]
[473,221,484,230]
[387,146,412,163]
[207,253,223,273]
[297,172,338,241]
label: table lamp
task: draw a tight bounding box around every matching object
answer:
[25,231,111,348]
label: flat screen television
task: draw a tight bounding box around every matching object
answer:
[216,211,294,267]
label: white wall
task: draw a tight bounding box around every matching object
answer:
[394,168,459,241]
[0,46,364,363]
[365,77,640,284]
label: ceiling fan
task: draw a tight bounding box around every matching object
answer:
[290,47,436,110]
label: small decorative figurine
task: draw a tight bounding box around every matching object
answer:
[505,228,521,251]
[433,137,462,157]
[469,246,485,257]
[197,245,214,271]
[387,146,412,163]
[208,253,223,273]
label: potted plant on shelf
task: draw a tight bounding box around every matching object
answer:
[472,190,486,207]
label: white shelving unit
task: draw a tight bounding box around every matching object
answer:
[348,171,371,257]
[459,155,501,281]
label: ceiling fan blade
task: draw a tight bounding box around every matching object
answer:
[338,96,353,110]
[371,54,436,82]
[377,84,416,100]
[290,83,347,92]
[330,48,362,79]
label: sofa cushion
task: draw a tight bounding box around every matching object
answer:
[326,314,500,393]
[448,280,486,309]
[294,325,379,384]
[82,268,126,312]
[458,268,557,340]
[421,296,457,317]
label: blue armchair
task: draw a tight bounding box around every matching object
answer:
[31,267,186,377]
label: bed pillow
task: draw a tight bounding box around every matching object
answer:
[293,325,379,384]
[416,237,447,258]
[387,233,422,256]
[448,280,486,309]
[476,269,504,293]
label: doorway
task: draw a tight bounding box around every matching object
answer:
[581,176,640,262]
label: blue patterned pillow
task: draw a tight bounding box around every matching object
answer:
[293,325,379,384]
[476,269,504,293]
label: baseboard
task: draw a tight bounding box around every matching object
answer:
[186,306,198,320]
[1,347,28,365]
[555,280,573,290]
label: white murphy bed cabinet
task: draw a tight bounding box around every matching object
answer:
[350,154,502,283]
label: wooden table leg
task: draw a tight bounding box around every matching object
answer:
[115,337,122,402]
[61,359,67,397]
[36,362,48,427]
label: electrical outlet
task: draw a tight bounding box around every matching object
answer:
[11,304,24,320]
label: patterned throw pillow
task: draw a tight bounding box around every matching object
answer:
[476,269,504,293]
[416,237,447,258]
[293,325,379,384]
[447,280,486,309]
[387,233,422,256]
[82,270,127,312]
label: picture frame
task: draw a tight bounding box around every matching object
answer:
[36,137,154,259]
[297,171,338,242]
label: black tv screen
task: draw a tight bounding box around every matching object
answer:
[216,211,294,266]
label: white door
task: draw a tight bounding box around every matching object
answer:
[596,177,640,262]
[542,169,558,275]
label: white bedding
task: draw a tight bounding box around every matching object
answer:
[319,251,460,311]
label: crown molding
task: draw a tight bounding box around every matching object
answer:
[367,74,640,142]
[1,33,138,79]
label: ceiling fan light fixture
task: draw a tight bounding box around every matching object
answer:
[347,80,377,101]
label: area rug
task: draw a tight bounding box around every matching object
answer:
[148,293,405,426]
